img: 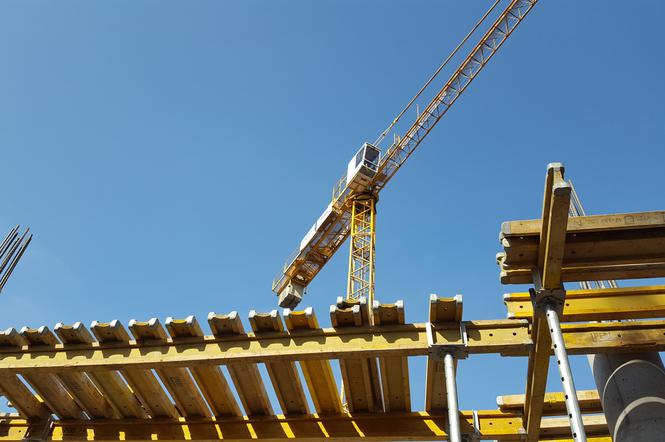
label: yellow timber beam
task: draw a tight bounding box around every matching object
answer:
[502,210,665,236]
[505,284,665,321]
[0,411,609,441]
[542,438,611,442]
[524,164,571,442]
[498,390,602,415]
[1,320,665,372]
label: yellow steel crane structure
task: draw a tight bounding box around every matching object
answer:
[273,0,538,310]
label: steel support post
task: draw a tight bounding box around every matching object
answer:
[443,352,462,442]
[545,303,587,442]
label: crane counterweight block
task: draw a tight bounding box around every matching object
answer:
[278,281,305,309]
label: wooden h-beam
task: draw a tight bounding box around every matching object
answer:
[2,320,665,373]
[0,410,610,442]
[498,210,665,284]
[524,163,572,442]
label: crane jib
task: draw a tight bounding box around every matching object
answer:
[272,0,538,302]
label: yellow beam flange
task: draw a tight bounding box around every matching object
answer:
[524,163,571,442]
[505,285,665,321]
[0,411,609,441]
[1,320,665,372]
[498,390,602,415]
[502,210,665,237]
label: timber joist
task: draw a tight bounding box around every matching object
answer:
[0,298,661,441]
[498,390,603,416]
[496,162,665,442]
[0,410,610,441]
[498,210,665,284]
[504,284,665,322]
[1,316,664,372]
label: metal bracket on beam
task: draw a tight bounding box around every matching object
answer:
[426,322,469,361]
[530,268,566,313]
[529,287,566,314]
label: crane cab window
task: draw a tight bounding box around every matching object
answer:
[354,143,380,172]
[363,144,380,171]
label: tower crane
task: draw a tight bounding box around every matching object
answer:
[273,0,538,310]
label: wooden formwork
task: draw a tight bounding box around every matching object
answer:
[0,289,664,441]
[0,163,664,441]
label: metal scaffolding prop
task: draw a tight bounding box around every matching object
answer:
[0,163,664,441]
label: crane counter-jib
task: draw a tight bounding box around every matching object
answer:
[272,0,539,305]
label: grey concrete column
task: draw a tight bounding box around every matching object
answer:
[588,352,665,441]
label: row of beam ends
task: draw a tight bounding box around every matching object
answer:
[0,294,464,348]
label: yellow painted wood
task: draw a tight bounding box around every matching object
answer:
[542,173,571,289]
[284,308,342,415]
[91,320,178,418]
[543,438,611,442]
[505,285,665,321]
[2,320,665,372]
[249,310,309,415]
[524,315,551,442]
[499,261,665,284]
[16,326,85,419]
[499,168,665,284]
[190,366,242,417]
[55,322,147,419]
[498,389,602,415]
[0,328,28,347]
[57,372,117,418]
[0,410,608,441]
[540,414,608,438]
[424,357,446,412]
[208,312,273,416]
[0,373,51,419]
[428,295,463,323]
[129,318,211,418]
[121,368,179,418]
[374,300,410,412]
[0,419,51,442]
[156,367,212,418]
[165,316,241,418]
[502,210,665,237]
[21,372,84,419]
[88,371,148,418]
[424,295,463,412]
[331,298,383,413]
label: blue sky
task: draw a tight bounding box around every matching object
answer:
[0,0,664,417]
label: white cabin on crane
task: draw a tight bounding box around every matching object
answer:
[277,143,381,308]
[299,143,380,255]
[346,143,381,194]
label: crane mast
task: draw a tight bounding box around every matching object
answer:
[274,0,538,309]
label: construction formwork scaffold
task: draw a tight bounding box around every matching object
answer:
[1,163,665,441]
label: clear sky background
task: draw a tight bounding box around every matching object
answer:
[0,0,664,419]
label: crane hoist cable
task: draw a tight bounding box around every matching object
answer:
[373,0,502,148]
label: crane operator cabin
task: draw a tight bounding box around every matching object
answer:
[278,143,380,308]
